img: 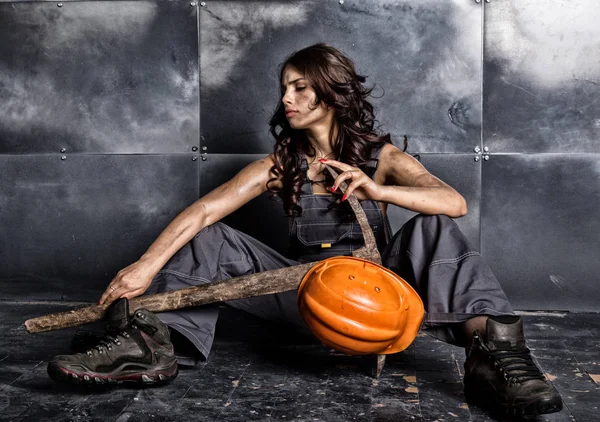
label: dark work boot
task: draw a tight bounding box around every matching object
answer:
[48,298,178,386]
[70,298,132,354]
[463,315,562,419]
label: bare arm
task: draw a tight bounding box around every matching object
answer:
[99,154,279,305]
[324,143,467,218]
[376,144,468,217]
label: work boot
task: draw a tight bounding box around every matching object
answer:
[48,298,178,386]
[464,315,562,418]
[69,299,131,353]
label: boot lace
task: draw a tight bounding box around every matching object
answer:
[85,324,138,357]
[474,333,546,385]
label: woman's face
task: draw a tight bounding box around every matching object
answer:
[281,65,334,130]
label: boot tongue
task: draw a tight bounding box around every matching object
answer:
[485,315,526,350]
[105,298,131,332]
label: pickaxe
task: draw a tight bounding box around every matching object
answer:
[24,165,388,375]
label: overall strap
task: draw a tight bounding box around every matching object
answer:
[363,142,386,179]
[299,156,313,195]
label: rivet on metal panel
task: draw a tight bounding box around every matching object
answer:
[60,148,66,153]
[475,0,481,3]
[339,0,344,4]
[61,155,67,161]
[474,156,480,162]
[192,146,198,152]
[190,2,197,6]
[202,146,208,151]
[474,146,481,153]
[483,155,490,161]
[485,0,491,3]
[483,146,489,152]
[57,3,63,7]
[192,156,198,161]
[201,156,207,161]
[200,1,206,6]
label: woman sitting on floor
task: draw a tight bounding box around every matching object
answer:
[48,43,562,419]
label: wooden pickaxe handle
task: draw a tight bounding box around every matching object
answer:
[24,164,381,333]
[24,262,317,333]
[323,164,381,265]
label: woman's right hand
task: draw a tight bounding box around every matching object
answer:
[98,259,157,306]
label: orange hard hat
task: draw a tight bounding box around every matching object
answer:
[297,256,424,355]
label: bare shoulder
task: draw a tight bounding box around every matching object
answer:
[378,142,427,176]
[206,154,279,204]
[379,142,419,164]
[378,142,444,187]
[261,153,277,169]
[238,154,281,190]
[241,153,276,175]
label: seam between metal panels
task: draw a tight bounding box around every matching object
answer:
[196,1,202,199]
[479,0,485,253]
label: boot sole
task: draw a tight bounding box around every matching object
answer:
[465,383,563,419]
[47,360,178,386]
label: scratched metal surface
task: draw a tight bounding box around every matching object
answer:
[0,1,199,154]
[0,155,199,301]
[200,0,482,154]
[480,154,600,312]
[1,0,598,314]
[483,0,600,153]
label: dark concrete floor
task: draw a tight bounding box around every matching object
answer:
[0,301,598,422]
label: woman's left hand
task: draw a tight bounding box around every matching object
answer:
[319,158,384,202]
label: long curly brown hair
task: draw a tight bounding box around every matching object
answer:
[267,43,391,216]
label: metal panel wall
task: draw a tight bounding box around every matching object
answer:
[200,0,482,154]
[198,0,484,265]
[0,1,199,154]
[483,0,600,154]
[0,1,200,301]
[482,0,600,310]
[1,0,598,311]
[481,155,600,311]
[0,155,199,301]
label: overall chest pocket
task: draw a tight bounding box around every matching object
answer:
[295,221,380,246]
[295,221,355,247]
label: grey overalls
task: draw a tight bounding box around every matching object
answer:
[148,145,513,365]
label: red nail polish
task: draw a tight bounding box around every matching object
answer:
[341,194,347,201]
[332,185,337,191]
[319,158,327,162]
